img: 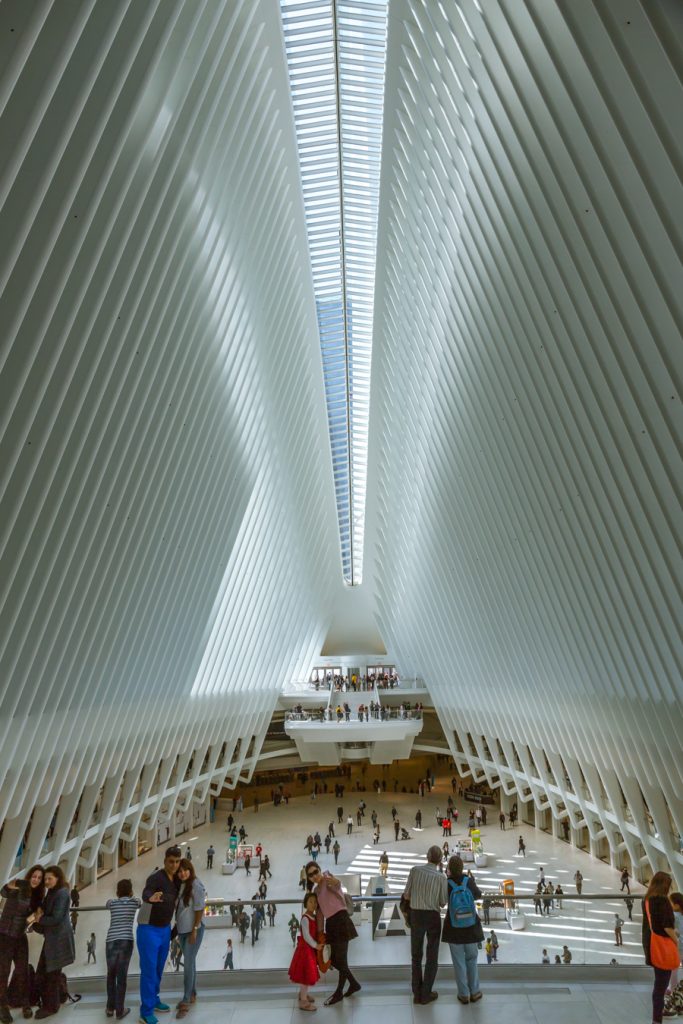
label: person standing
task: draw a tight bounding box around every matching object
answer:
[332,841,340,866]
[394,819,400,841]
[489,930,499,961]
[305,864,359,1006]
[346,816,353,836]
[324,835,331,855]
[642,872,678,1024]
[379,853,389,878]
[373,827,380,846]
[614,914,624,946]
[288,914,299,946]
[244,854,251,877]
[32,866,76,1020]
[0,865,45,1023]
[555,884,564,910]
[620,868,631,894]
[136,845,181,1024]
[499,812,506,831]
[403,846,448,1006]
[175,859,206,1018]
[222,939,233,971]
[105,878,141,1021]
[574,870,583,895]
[288,893,322,1011]
[206,847,214,870]
[441,854,483,1006]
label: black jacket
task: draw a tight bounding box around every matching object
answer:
[441,875,484,945]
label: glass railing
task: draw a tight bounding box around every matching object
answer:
[46,892,645,979]
[285,710,423,723]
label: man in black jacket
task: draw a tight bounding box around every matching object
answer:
[137,846,181,1024]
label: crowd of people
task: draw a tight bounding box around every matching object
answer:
[309,671,400,692]
[286,702,423,724]
[2,787,682,1024]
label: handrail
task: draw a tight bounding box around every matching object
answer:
[55,891,642,912]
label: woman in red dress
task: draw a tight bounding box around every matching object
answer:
[288,894,322,1010]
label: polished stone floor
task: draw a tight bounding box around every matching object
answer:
[53,979,655,1024]
[59,774,644,977]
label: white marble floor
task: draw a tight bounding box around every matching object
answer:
[59,775,644,978]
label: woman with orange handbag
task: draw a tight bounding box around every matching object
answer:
[642,872,679,1024]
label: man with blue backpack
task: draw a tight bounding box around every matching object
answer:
[441,855,485,1005]
[402,846,448,1004]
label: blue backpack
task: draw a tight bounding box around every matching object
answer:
[448,878,477,928]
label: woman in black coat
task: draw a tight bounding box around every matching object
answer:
[0,865,45,1021]
[441,855,484,1006]
[32,867,75,1019]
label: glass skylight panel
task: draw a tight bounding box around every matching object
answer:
[281,0,388,585]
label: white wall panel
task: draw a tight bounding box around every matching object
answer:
[0,0,339,879]
[367,0,682,883]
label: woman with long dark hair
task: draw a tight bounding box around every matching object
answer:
[32,866,74,1019]
[174,859,206,1018]
[305,862,359,1006]
[0,865,45,1022]
[642,871,678,1024]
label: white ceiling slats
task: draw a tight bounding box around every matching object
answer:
[366,0,682,881]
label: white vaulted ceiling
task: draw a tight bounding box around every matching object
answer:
[0,0,681,886]
[367,0,683,880]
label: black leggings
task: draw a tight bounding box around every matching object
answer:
[330,940,358,996]
[652,966,671,1024]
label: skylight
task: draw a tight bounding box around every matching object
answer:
[280,0,388,585]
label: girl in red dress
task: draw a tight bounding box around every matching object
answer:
[288,893,322,1010]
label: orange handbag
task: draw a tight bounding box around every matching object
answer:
[645,899,680,970]
[317,932,332,973]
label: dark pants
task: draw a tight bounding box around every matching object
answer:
[652,967,671,1023]
[329,940,358,998]
[106,939,133,1016]
[0,934,30,1006]
[36,952,61,1014]
[410,909,441,1001]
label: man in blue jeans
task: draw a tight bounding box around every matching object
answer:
[137,846,181,1024]
[442,855,484,1005]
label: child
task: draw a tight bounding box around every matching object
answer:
[485,937,493,964]
[288,893,322,1011]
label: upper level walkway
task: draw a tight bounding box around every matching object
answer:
[284,683,425,763]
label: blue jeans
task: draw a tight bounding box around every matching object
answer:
[178,925,205,1005]
[448,942,480,999]
[106,939,134,1015]
[137,923,171,1018]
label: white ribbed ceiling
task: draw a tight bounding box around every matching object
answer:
[0,0,681,887]
[366,0,683,883]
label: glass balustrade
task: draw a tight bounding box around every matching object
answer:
[38,892,644,980]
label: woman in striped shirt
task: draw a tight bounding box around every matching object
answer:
[105,881,141,1020]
